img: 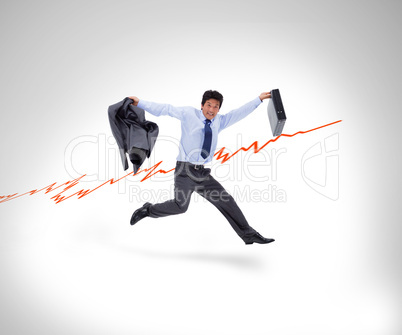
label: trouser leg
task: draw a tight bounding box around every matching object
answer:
[195,175,257,239]
[148,168,194,218]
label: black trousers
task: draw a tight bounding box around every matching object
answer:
[148,161,257,240]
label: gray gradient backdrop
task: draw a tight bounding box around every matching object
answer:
[0,0,401,334]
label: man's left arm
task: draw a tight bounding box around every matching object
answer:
[219,91,271,130]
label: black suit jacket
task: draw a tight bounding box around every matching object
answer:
[108,97,159,173]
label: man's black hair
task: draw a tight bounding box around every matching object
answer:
[201,90,223,109]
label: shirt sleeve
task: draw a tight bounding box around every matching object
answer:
[137,99,186,120]
[218,96,262,131]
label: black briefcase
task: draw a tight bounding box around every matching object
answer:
[267,89,286,136]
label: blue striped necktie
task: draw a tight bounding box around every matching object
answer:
[201,119,212,159]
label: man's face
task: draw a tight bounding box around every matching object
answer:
[201,98,220,120]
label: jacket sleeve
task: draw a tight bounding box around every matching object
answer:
[108,99,130,170]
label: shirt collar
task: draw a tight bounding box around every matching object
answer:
[198,109,216,124]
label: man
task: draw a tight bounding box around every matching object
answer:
[128,90,275,245]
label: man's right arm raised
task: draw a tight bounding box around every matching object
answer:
[129,96,184,120]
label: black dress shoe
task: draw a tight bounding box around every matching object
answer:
[243,232,275,245]
[130,202,152,226]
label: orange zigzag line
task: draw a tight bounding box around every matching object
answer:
[48,161,175,204]
[0,120,342,204]
[0,161,175,204]
[214,120,342,163]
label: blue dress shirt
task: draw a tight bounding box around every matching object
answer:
[137,96,262,164]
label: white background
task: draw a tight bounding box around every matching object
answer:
[0,0,401,334]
